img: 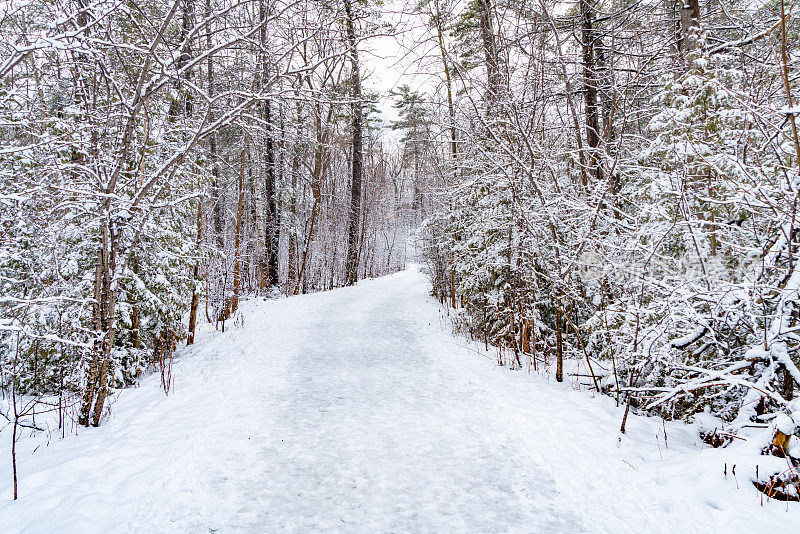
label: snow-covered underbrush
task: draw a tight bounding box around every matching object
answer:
[435,283,800,504]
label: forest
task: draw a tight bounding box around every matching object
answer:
[2,0,800,511]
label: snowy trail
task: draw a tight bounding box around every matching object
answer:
[226,270,579,532]
[2,267,798,532]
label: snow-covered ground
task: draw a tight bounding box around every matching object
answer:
[2,266,798,532]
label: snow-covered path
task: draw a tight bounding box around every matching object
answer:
[2,267,797,532]
[224,269,579,532]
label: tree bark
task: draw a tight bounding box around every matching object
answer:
[556,297,564,382]
[344,0,363,287]
[187,199,202,344]
[264,98,279,287]
[231,146,246,315]
[206,0,223,251]
[168,0,195,120]
[287,98,302,292]
[476,0,500,111]
[678,0,701,58]
[433,0,457,164]
[79,220,117,426]
[580,0,602,183]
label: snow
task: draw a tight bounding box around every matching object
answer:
[773,414,796,436]
[669,325,707,349]
[2,266,799,532]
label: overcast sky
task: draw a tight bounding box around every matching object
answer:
[359,0,442,147]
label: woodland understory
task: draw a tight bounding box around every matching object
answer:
[2,0,800,503]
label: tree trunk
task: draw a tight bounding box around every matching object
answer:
[433,0,457,165]
[131,304,140,348]
[476,0,500,111]
[678,0,701,58]
[264,98,279,287]
[231,146,246,315]
[207,0,223,252]
[344,0,363,287]
[287,98,302,292]
[168,0,195,120]
[79,220,117,427]
[556,297,564,382]
[580,0,602,183]
[187,199,202,344]
[258,0,279,289]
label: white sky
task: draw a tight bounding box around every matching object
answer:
[359,0,443,147]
